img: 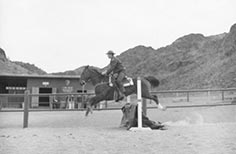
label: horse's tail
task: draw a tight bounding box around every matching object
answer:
[144,76,160,88]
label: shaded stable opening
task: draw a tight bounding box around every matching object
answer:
[77,90,87,102]
[0,76,27,108]
[77,90,87,108]
[39,88,52,106]
[0,76,27,93]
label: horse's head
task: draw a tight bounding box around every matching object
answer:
[80,65,91,86]
[80,65,104,86]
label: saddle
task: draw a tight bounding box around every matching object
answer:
[108,76,133,102]
[123,77,134,87]
[108,76,134,87]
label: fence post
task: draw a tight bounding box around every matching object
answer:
[186,92,190,102]
[142,99,147,116]
[176,92,179,97]
[0,98,2,110]
[222,91,225,101]
[105,101,108,108]
[81,85,85,109]
[23,90,29,128]
[207,91,210,102]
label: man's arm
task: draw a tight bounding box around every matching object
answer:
[106,59,118,75]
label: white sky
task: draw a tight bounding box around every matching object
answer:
[0,0,235,73]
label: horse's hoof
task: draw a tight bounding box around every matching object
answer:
[157,103,167,111]
[115,95,125,102]
[162,106,167,111]
[85,109,90,116]
[85,105,93,116]
[85,107,91,116]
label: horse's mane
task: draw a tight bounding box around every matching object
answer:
[87,66,103,75]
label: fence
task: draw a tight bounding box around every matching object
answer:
[153,88,236,102]
[1,88,236,128]
[0,91,95,128]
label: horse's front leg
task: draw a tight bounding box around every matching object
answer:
[85,99,93,116]
[85,103,93,116]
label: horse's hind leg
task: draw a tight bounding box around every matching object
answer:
[90,94,106,106]
[85,94,105,116]
[142,93,166,111]
[152,95,166,110]
[142,93,158,105]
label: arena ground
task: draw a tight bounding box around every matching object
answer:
[0,104,236,154]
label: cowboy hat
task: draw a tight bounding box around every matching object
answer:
[106,50,115,55]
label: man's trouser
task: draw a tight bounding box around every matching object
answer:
[116,71,126,95]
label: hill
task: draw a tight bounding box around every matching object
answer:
[51,66,86,75]
[117,23,236,90]
[13,61,47,75]
[0,48,47,75]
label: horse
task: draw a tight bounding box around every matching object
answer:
[80,66,166,116]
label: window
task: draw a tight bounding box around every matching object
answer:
[6,86,26,105]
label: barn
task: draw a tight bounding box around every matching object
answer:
[0,74,94,108]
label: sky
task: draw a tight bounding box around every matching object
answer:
[0,0,236,73]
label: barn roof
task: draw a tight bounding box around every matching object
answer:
[0,74,80,79]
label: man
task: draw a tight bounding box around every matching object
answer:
[102,50,126,101]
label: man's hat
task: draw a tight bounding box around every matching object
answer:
[106,50,115,55]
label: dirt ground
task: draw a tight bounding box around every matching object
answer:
[1,105,236,154]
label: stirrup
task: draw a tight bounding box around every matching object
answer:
[115,97,124,102]
[115,93,125,102]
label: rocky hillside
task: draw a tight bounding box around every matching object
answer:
[0,48,7,62]
[117,23,236,90]
[51,66,102,76]
[0,48,46,75]
[51,66,86,75]
[13,61,47,75]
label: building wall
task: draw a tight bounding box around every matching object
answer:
[27,78,81,93]
[27,77,94,108]
[0,75,95,108]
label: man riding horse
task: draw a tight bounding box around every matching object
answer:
[80,65,166,116]
[102,50,126,101]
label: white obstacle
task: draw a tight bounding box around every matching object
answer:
[130,77,151,131]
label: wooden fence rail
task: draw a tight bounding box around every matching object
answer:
[152,88,236,102]
[0,91,93,128]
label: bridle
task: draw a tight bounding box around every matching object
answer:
[80,66,103,85]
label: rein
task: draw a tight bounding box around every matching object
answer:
[85,67,108,85]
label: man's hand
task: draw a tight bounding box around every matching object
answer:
[102,70,107,75]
